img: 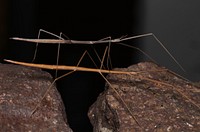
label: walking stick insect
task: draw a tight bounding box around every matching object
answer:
[5,30,196,130]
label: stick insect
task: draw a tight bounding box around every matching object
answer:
[5,30,198,130]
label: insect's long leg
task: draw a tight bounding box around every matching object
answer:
[89,48,104,69]
[31,29,41,62]
[99,73,142,128]
[96,36,112,70]
[106,37,112,70]
[32,29,71,78]
[91,36,114,70]
[85,50,100,69]
[90,36,113,70]
[107,35,127,69]
[32,29,64,62]
[30,49,99,116]
[152,34,185,72]
[55,32,62,78]
[100,46,108,70]
[117,42,157,63]
[55,32,72,78]
[119,33,185,71]
[30,70,75,116]
[97,47,142,128]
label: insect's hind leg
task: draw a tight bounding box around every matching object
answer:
[97,46,142,129]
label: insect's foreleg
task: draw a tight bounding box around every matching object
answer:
[117,42,157,63]
[118,33,184,71]
[32,29,65,62]
[151,33,185,71]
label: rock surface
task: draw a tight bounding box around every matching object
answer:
[0,63,72,132]
[88,62,200,132]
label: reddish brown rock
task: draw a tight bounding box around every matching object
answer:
[88,62,200,132]
[0,63,72,132]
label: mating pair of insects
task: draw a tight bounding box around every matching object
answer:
[4,29,185,128]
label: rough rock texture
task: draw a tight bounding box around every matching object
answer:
[88,62,200,132]
[0,63,72,132]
